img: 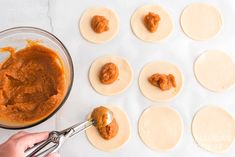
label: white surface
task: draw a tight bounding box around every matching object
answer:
[1,0,235,157]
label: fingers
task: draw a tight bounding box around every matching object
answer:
[17,132,49,150]
[46,153,60,157]
[9,131,29,140]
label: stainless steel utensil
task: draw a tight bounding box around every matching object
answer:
[24,109,113,157]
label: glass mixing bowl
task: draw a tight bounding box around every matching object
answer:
[0,27,74,129]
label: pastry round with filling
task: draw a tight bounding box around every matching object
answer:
[138,106,183,151]
[86,105,131,151]
[192,106,235,153]
[194,50,235,92]
[80,7,119,44]
[181,3,222,40]
[89,56,133,96]
[131,5,173,42]
[139,61,183,101]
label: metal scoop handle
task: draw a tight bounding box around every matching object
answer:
[24,120,94,157]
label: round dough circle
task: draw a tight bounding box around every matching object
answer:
[89,56,133,96]
[79,7,119,44]
[139,61,184,102]
[86,105,131,151]
[131,5,173,42]
[194,50,235,92]
[192,106,235,153]
[138,106,183,151]
[181,3,222,40]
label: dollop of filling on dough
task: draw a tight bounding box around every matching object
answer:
[144,12,161,33]
[91,106,119,140]
[148,73,176,91]
[91,15,109,33]
[99,62,119,84]
[97,118,119,140]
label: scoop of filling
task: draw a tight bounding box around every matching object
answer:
[99,62,119,84]
[91,15,109,33]
[91,106,119,140]
[91,106,109,128]
[144,12,160,33]
[148,73,176,91]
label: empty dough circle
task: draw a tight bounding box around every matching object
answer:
[86,105,131,151]
[131,5,173,42]
[139,61,184,102]
[194,50,235,92]
[89,56,133,96]
[192,106,235,153]
[79,7,119,44]
[138,106,183,151]
[181,3,222,40]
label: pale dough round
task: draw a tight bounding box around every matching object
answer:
[139,61,184,102]
[192,106,235,153]
[86,105,131,151]
[131,5,173,42]
[194,50,235,92]
[79,7,119,44]
[138,106,183,151]
[89,56,133,96]
[181,3,222,40]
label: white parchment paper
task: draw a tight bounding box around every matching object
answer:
[51,0,235,156]
[1,0,235,157]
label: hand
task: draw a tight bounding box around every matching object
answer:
[0,131,60,157]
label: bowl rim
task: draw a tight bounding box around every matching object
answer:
[0,26,74,130]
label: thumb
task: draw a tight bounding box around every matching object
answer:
[46,153,60,157]
[17,132,49,150]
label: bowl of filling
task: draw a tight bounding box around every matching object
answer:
[0,27,74,129]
